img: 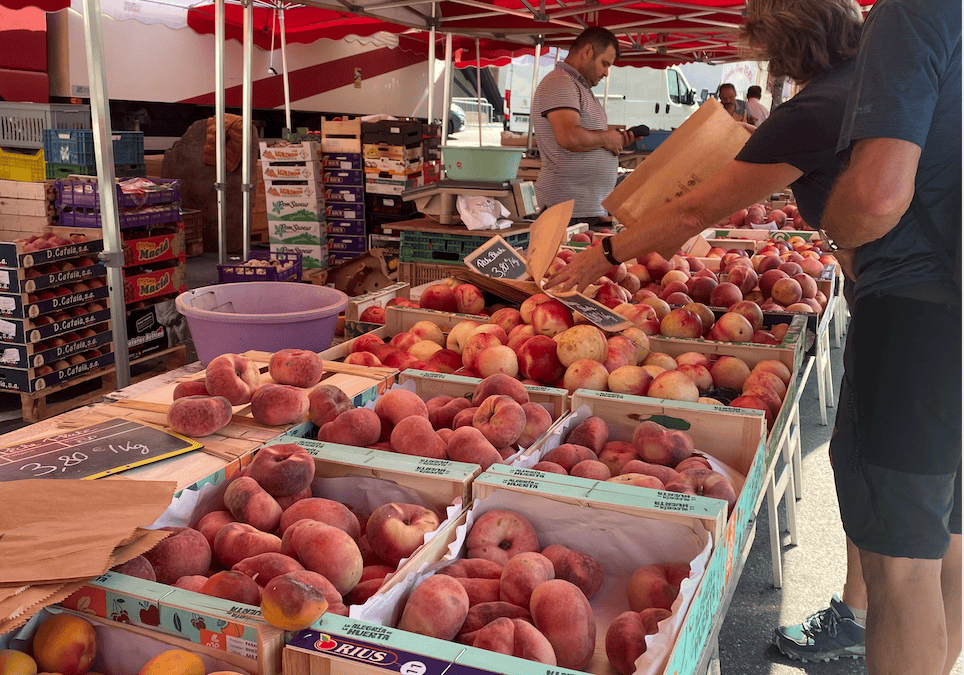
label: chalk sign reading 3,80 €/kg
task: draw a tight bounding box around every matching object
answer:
[464,235,529,280]
[0,418,202,481]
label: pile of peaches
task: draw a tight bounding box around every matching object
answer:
[315,373,553,467]
[394,507,691,674]
[116,443,445,632]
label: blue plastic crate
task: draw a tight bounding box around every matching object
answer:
[42,129,144,166]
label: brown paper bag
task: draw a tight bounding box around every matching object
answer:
[602,98,751,256]
[0,479,176,585]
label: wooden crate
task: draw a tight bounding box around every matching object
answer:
[397,368,568,422]
[343,282,411,324]
[106,349,397,441]
[283,471,722,675]
[321,117,362,154]
[397,260,463,287]
[516,389,768,569]
[8,607,264,675]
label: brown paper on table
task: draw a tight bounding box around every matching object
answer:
[0,479,176,585]
[0,528,168,631]
[602,97,752,258]
[0,579,87,634]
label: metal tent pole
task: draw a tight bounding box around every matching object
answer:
[440,32,453,146]
[241,0,253,260]
[476,38,483,147]
[280,7,291,131]
[215,0,227,265]
[526,37,542,152]
[80,0,130,388]
[427,4,435,123]
[603,71,611,112]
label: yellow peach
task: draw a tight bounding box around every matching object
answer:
[0,649,38,675]
[137,649,205,675]
[32,614,96,675]
[260,570,331,631]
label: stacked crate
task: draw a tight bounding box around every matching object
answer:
[321,119,367,266]
[261,140,328,271]
[0,233,114,395]
[42,129,145,180]
[53,176,187,361]
[0,179,58,235]
[422,122,442,186]
[0,102,91,186]
[362,119,422,235]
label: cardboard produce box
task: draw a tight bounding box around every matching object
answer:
[283,471,720,675]
[1,607,257,674]
[259,140,323,163]
[512,388,768,576]
[284,373,568,470]
[62,440,477,674]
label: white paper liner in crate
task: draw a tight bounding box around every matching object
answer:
[524,404,747,495]
[352,487,711,675]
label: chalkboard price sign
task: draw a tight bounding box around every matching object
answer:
[464,236,528,280]
[0,418,202,482]
[551,292,634,331]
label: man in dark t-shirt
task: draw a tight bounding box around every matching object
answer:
[820,1,962,673]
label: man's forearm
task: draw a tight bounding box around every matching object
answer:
[821,138,920,248]
[558,126,607,152]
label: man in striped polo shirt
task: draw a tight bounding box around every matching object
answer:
[532,27,634,226]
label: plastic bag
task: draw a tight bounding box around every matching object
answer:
[457,195,512,231]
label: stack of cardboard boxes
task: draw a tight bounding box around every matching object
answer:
[321,119,367,266]
[362,120,426,235]
[261,141,328,271]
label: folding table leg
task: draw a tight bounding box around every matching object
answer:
[791,404,804,500]
[816,340,829,425]
[766,473,784,589]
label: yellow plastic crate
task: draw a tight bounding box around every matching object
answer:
[0,147,46,182]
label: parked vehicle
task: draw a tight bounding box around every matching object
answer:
[500,61,698,134]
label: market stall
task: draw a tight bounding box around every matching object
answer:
[0,2,875,673]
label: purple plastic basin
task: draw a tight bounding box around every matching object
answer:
[176,282,348,365]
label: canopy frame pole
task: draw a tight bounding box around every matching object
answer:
[427,3,435,123]
[440,32,453,146]
[476,38,483,147]
[280,7,291,131]
[81,0,130,388]
[241,0,254,260]
[215,0,228,265]
[603,69,611,112]
[526,37,542,152]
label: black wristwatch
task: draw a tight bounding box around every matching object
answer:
[601,236,620,265]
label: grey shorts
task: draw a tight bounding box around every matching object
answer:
[832,294,962,559]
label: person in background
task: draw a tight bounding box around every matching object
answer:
[718,82,752,124]
[531,26,635,228]
[745,85,770,127]
[817,0,962,672]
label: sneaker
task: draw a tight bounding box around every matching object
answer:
[774,594,866,662]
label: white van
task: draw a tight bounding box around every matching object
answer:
[596,65,698,132]
[502,61,698,133]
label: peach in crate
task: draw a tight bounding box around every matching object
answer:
[286,471,719,675]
